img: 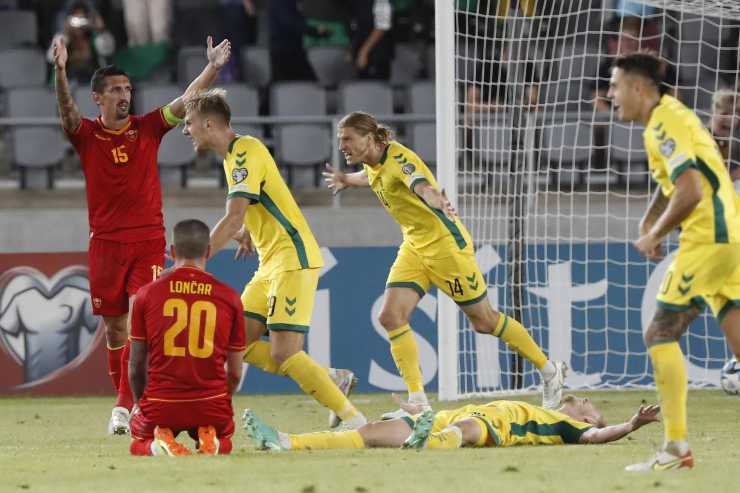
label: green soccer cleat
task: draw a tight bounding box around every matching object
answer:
[242,409,284,451]
[402,409,435,449]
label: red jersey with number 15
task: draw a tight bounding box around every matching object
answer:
[130,267,246,402]
[66,107,176,242]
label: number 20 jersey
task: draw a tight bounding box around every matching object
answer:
[130,267,246,402]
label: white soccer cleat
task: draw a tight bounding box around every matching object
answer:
[381,404,431,421]
[327,369,358,428]
[108,406,130,436]
[542,360,567,409]
[625,448,694,472]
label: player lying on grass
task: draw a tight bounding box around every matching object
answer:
[243,395,660,451]
[128,219,246,456]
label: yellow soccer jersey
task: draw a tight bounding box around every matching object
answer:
[223,135,323,277]
[434,400,592,446]
[363,141,474,258]
[644,95,740,244]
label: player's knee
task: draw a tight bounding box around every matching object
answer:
[357,421,383,447]
[103,316,128,345]
[270,345,299,367]
[378,309,407,332]
[468,310,496,335]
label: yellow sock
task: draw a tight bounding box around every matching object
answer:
[244,340,281,374]
[288,430,364,450]
[279,351,360,420]
[649,341,688,442]
[494,314,548,369]
[388,324,424,393]
[426,427,463,449]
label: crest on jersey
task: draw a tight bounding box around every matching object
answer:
[402,163,416,175]
[660,138,676,157]
[232,167,248,183]
[125,128,138,142]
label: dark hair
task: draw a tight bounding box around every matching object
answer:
[90,65,130,94]
[184,88,232,124]
[613,52,665,94]
[173,219,211,259]
[338,111,394,145]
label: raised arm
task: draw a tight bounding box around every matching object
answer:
[323,163,370,193]
[168,36,232,119]
[579,404,660,444]
[52,35,81,134]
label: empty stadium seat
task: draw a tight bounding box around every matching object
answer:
[241,47,271,89]
[177,46,207,85]
[390,43,424,86]
[137,85,192,187]
[270,82,330,186]
[7,87,66,189]
[408,80,435,114]
[339,80,394,116]
[73,85,98,119]
[307,46,355,88]
[0,48,46,88]
[0,10,38,48]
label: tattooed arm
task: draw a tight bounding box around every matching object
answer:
[639,186,669,236]
[51,35,81,134]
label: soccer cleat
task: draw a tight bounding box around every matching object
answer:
[242,409,284,451]
[542,361,568,409]
[108,406,130,436]
[197,425,220,455]
[328,369,359,428]
[402,410,435,449]
[625,449,694,472]
[152,426,192,456]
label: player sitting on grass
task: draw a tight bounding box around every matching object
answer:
[243,395,660,451]
[128,219,246,456]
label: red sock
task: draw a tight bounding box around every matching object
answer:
[107,345,125,392]
[115,342,134,411]
[130,438,153,456]
[218,437,233,455]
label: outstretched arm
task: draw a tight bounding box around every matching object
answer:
[413,182,457,220]
[168,36,231,118]
[579,404,660,444]
[323,163,370,193]
[52,35,81,134]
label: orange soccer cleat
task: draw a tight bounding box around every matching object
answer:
[197,425,220,455]
[152,426,192,456]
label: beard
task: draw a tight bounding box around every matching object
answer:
[115,104,130,119]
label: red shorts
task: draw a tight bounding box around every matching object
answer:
[88,237,165,316]
[130,396,236,441]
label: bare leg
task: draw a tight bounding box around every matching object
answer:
[719,306,740,359]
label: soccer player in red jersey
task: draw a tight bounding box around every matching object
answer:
[52,35,231,435]
[128,219,246,456]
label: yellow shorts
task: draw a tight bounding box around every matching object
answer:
[386,243,488,305]
[657,242,740,320]
[241,268,319,333]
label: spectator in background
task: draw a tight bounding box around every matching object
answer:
[591,18,676,112]
[218,0,258,81]
[267,0,323,82]
[121,0,171,46]
[710,89,740,183]
[348,0,393,80]
[47,0,115,85]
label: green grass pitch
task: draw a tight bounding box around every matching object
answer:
[1,390,737,493]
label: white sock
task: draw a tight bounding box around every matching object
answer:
[342,413,368,429]
[150,440,160,456]
[409,391,428,405]
[665,440,689,456]
[278,431,292,450]
[539,361,556,381]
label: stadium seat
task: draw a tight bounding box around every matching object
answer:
[540,120,594,188]
[0,48,46,88]
[0,10,38,48]
[177,46,207,85]
[407,81,435,164]
[137,85,193,187]
[408,80,435,114]
[410,123,436,164]
[270,82,330,186]
[7,87,65,189]
[609,122,648,188]
[469,118,513,167]
[241,47,271,89]
[339,81,394,116]
[307,46,355,88]
[73,85,98,120]
[390,43,424,87]
[223,83,262,139]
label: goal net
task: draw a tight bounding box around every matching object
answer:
[435,0,740,400]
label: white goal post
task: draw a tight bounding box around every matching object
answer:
[435,0,740,400]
